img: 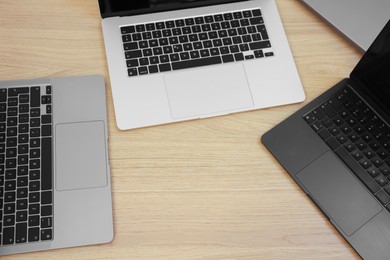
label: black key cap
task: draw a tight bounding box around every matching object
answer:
[41,205,52,216]
[126,59,139,68]
[172,56,222,70]
[0,88,7,102]
[367,167,380,178]
[159,63,172,72]
[123,42,138,51]
[252,9,262,16]
[41,191,52,205]
[42,115,52,124]
[16,222,27,243]
[222,54,234,63]
[249,41,271,50]
[128,68,138,77]
[376,189,390,205]
[46,85,51,94]
[360,158,372,169]
[41,137,52,190]
[376,174,389,187]
[8,87,29,97]
[41,217,52,228]
[125,50,142,59]
[249,17,264,25]
[335,147,380,193]
[234,53,244,61]
[28,227,39,242]
[41,229,52,241]
[325,137,340,150]
[28,215,40,226]
[148,65,158,74]
[3,227,15,245]
[121,26,135,34]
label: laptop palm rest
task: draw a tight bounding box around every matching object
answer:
[55,121,108,191]
[164,63,254,119]
[297,151,382,236]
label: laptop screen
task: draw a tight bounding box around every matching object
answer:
[99,0,245,18]
[351,20,390,114]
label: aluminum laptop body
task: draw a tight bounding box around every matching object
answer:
[262,21,390,260]
[0,75,113,255]
[99,0,305,130]
[301,0,390,51]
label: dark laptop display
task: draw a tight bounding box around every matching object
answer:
[262,20,390,260]
[351,27,390,114]
[98,0,245,17]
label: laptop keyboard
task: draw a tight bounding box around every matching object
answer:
[304,86,390,210]
[120,9,274,77]
[0,85,53,245]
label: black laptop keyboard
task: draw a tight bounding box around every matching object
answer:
[120,9,274,77]
[304,86,390,209]
[0,85,53,246]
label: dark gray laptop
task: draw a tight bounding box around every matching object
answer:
[262,20,390,259]
[301,0,390,51]
[0,75,113,255]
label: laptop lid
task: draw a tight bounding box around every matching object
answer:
[301,0,390,51]
[98,0,247,18]
[350,20,390,116]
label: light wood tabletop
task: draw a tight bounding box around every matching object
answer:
[0,0,363,259]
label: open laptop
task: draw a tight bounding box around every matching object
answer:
[99,0,305,130]
[0,75,113,255]
[262,20,390,259]
[301,0,390,51]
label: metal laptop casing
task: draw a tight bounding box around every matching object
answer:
[102,0,305,130]
[301,0,390,51]
[262,80,390,260]
[0,75,113,255]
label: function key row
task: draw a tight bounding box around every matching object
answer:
[120,9,263,34]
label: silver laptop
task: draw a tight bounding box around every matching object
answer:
[0,75,113,255]
[99,0,305,130]
[301,0,390,51]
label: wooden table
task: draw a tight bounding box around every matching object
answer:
[0,0,363,259]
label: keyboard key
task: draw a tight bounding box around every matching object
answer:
[159,63,172,72]
[16,222,27,243]
[376,189,390,205]
[3,227,15,245]
[128,68,138,77]
[123,42,138,51]
[41,229,52,241]
[249,40,271,50]
[41,137,52,190]
[250,17,264,25]
[28,227,39,242]
[121,26,135,34]
[138,67,148,75]
[172,56,222,70]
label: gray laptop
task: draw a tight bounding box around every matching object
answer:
[0,75,113,255]
[301,0,390,51]
[263,21,390,259]
[99,0,305,130]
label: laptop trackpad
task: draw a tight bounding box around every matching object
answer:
[297,152,382,236]
[55,121,108,191]
[164,64,254,119]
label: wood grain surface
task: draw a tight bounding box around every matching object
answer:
[0,0,362,259]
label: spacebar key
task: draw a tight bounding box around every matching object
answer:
[41,137,53,190]
[172,57,222,70]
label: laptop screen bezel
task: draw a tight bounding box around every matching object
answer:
[98,0,247,18]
